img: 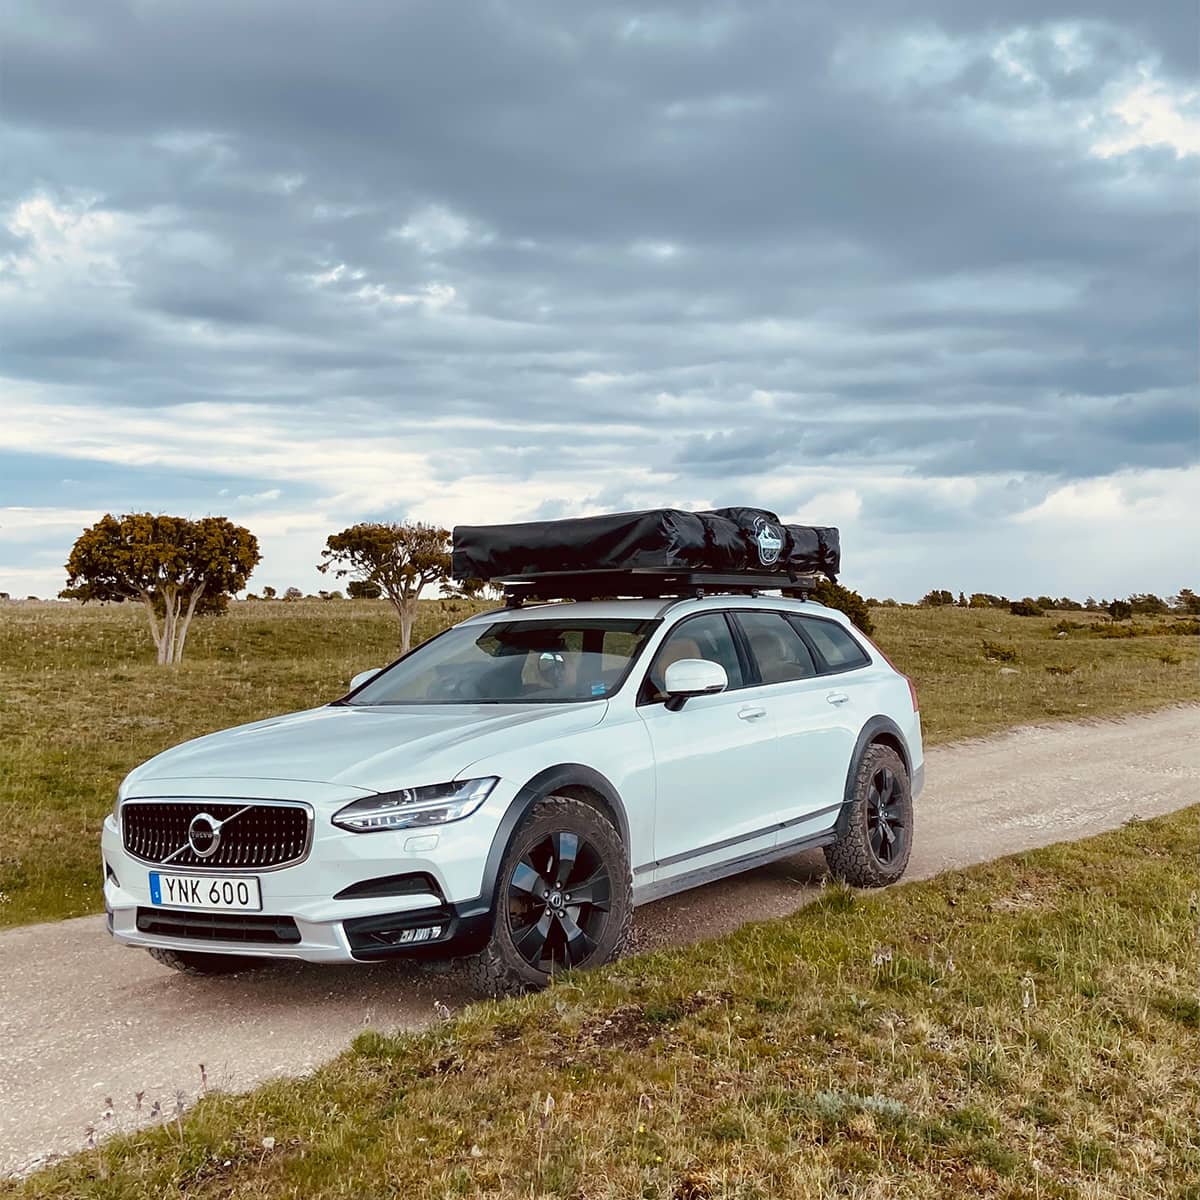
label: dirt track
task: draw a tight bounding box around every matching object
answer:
[2,706,1197,1176]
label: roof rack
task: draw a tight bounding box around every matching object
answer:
[497,568,824,607]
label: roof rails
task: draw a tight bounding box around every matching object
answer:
[498,568,824,607]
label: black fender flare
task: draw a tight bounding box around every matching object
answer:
[456,764,631,930]
[834,716,912,838]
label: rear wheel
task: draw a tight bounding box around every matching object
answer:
[147,947,263,975]
[824,743,913,887]
[470,796,632,996]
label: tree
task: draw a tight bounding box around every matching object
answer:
[920,589,955,607]
[811,579,874,635]
[448,577,504,601]
[347,579,383,600]
[261,585,277,600]
[958,591,968,607]
[1107,599,1132,622]
[282,586,303,601]
[1129,593,1168,615]
[1010,598,1043,617]
[319,521,451,652]
[1171,588,1200,615]
[60,513,260,664]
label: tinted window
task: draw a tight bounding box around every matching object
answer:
[734,611,818,684]
[793,616,870,672]
[642,612,743,703]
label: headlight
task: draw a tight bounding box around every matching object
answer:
[332,777,499,833]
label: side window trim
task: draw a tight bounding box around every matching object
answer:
[723,610,760,688]
[785,613,871,676]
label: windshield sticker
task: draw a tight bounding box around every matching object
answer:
[591,682,607,696]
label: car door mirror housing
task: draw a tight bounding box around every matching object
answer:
[662,658,728,711]
[349,668,382,692]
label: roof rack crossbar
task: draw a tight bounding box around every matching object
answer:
[494,568,823,605]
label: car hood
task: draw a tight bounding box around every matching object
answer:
[124,701,608,795]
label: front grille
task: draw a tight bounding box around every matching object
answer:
[136,907,301,944]
[122,801,311,870]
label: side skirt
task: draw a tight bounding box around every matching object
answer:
[632,826,837,907]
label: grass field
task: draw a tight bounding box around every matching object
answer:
[1,598,1196,930]
[4,807,1196,1198]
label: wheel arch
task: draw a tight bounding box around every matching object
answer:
[834,716,912,838]
[476,764,631,913]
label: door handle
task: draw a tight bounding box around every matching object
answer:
[826,692,850,705]
[738,705,767,721]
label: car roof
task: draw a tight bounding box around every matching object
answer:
[461,595,847,626]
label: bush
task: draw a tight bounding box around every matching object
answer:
[981,639,1018,663]
[920,589,955,607]
[811,580,874,635]
[1010,599,1044,617]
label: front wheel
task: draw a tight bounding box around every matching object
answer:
[824,744,913,887]
[469,796,632,996]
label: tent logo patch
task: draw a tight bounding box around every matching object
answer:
[754,518,783,566]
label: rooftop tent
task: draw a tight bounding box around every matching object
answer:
[451,507,840,584]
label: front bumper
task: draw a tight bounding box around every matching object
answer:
[100,790,508,963]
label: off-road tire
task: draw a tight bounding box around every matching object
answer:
[469,795,633,997]
[147,947,262,975]
[823,743,913,887]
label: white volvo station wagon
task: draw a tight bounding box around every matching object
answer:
[103,588,923,993]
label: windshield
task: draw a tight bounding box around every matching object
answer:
[345,617,659,705]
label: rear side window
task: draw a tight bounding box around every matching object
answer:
[733,611,818,684]
[791,616,871,673]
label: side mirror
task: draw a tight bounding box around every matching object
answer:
[349,667,382,692]
[662,658,727,711]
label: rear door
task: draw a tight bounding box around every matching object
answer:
[732,610,863,827]
[636,611,783,882]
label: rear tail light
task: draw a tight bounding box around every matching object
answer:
[862,635,918,712]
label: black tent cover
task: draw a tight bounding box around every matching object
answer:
[452,507,839,583]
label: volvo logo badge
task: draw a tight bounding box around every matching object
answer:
[187,812,221,858]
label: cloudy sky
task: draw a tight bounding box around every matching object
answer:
[2,1,1196,602]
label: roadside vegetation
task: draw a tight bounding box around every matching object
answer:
[4,808,1196,1198]
[1,599,1196,930]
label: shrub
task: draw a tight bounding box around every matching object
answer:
[812,580,874,635]
[981,639,1018,663]
[920,589,955,607]
[1010,599,1044,617]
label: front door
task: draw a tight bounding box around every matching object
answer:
[636,611,782,884]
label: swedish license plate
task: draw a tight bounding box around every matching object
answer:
[149,872,263,911]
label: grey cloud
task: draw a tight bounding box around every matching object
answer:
[0,0,1196,532]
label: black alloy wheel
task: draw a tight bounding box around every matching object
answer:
[506,830,612,971]
[866,765,907,865]
[470,795,632,996]
[824,743,913,887]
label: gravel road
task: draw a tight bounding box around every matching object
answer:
[2,706,1196,1176]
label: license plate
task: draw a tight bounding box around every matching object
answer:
[149,872,262,912]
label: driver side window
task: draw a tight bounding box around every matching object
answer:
[640,612,744,704]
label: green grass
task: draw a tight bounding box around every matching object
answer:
[0,599,1196,929]
[5,808,1197,1199]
